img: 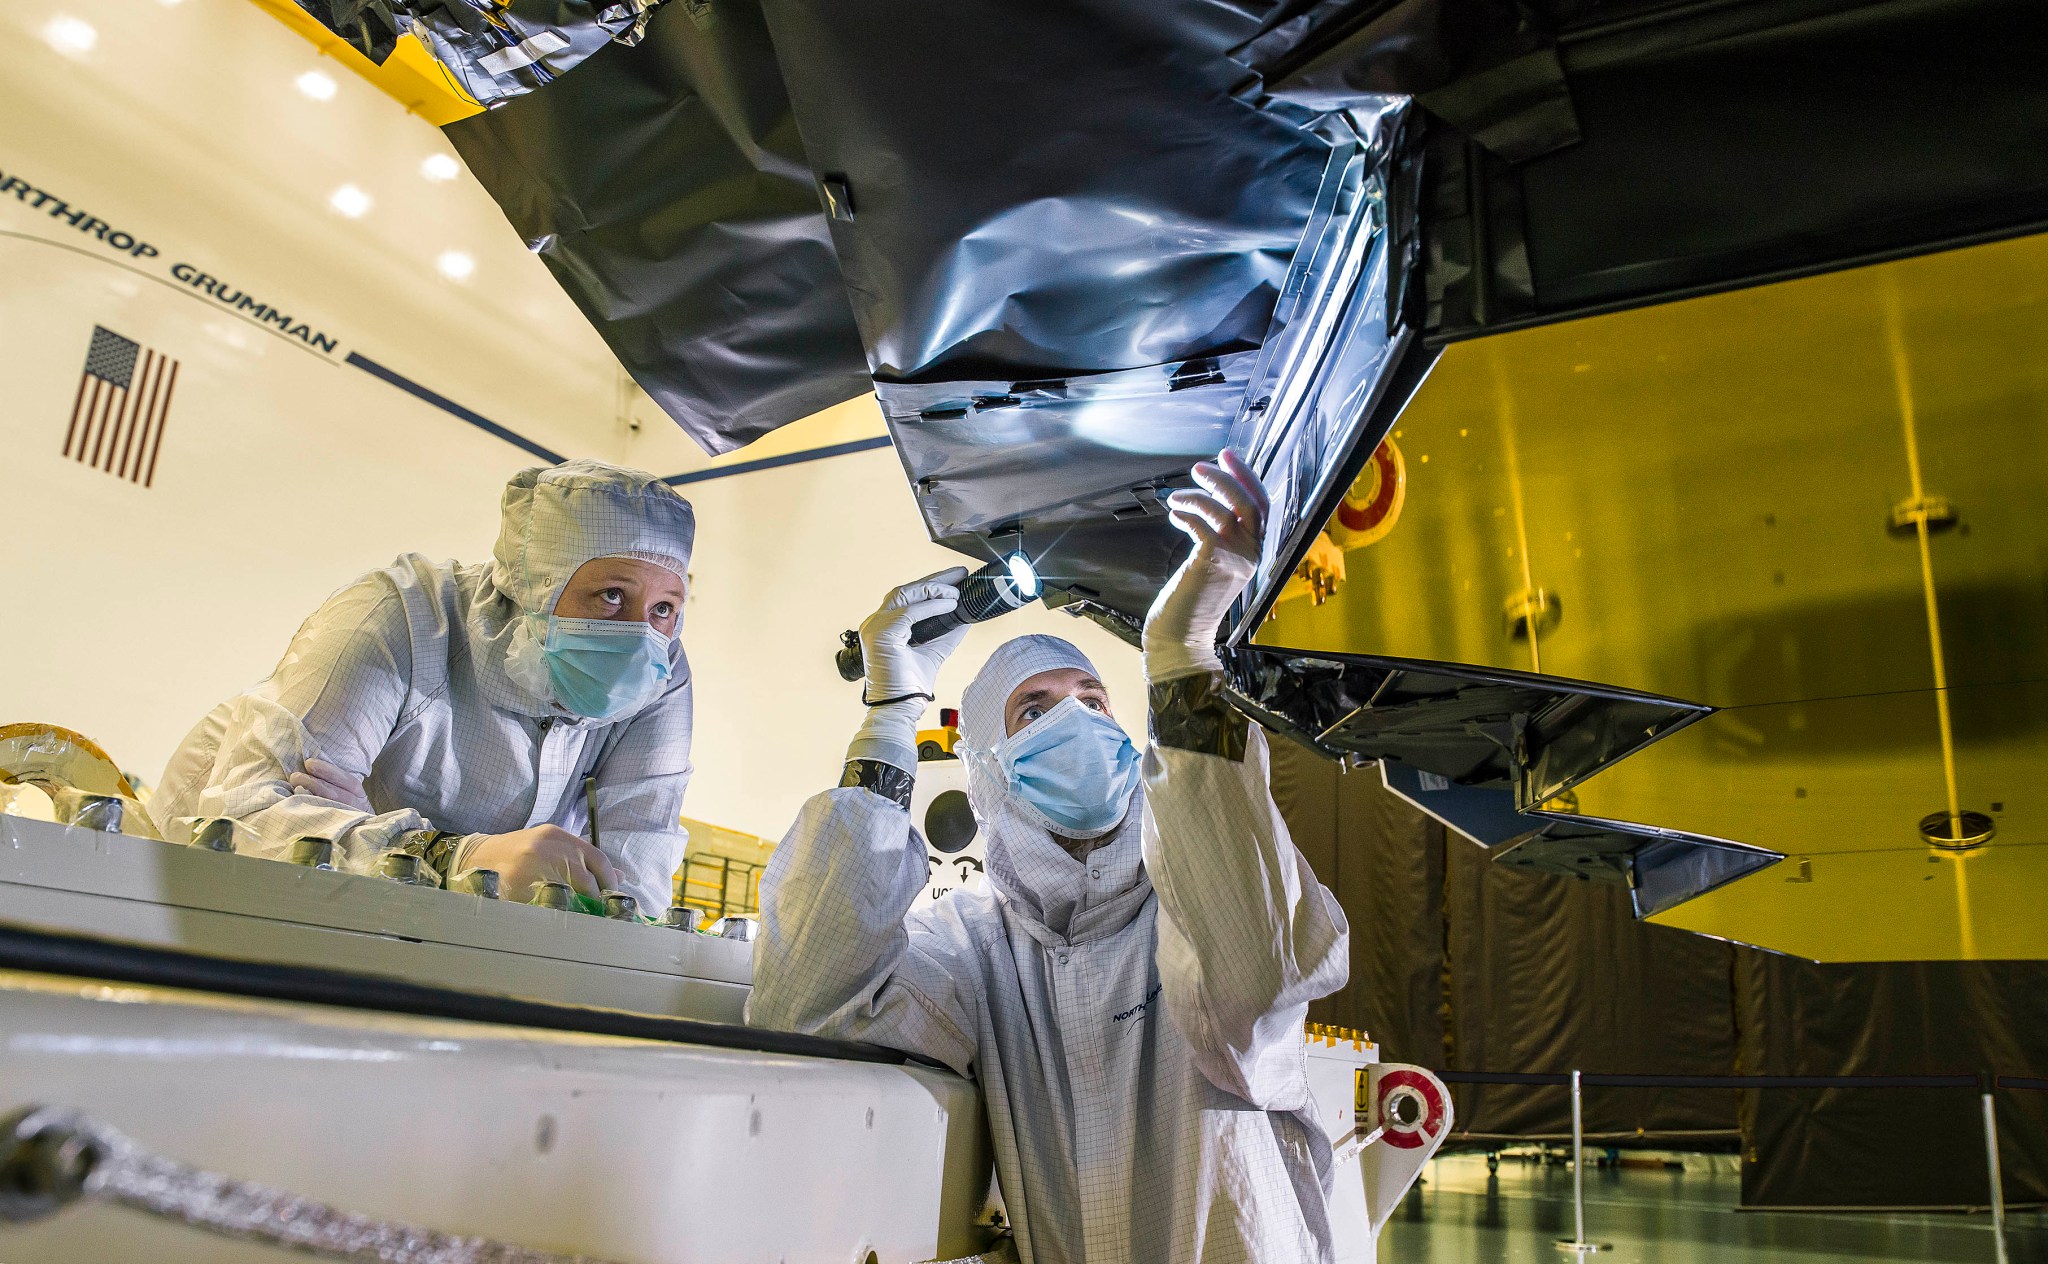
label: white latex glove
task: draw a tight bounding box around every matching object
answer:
[287,757,373,814]
[859,566,971,703]
[457,825,620,902]
[1143,448,1271,681]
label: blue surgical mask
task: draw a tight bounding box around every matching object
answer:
[541,616,673,720]
[997,696,1140,837]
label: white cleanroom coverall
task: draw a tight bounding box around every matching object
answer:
[749,634,1351,1263]
[151,460,695,911]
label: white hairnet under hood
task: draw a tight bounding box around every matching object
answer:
[492,459,695,612]
[957,634,1147,941]
[477,459,697,718]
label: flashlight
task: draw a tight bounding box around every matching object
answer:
[836,552,1041,683]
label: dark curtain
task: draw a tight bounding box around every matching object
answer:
[1442,840,1739,1143]
[1276,737,1447,1070]
[1276,737,1739,1145]
[1737,955,2048,1208]
[1269,737,2048,1206]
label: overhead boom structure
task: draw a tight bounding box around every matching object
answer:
[290,0,2048,959]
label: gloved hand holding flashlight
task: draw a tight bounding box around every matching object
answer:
[836,552,1041,687]
[860,566,972,705]
[842,568,974,775]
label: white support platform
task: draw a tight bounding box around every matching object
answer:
[0,815,1446,1262]
[0,816,751,1022]
[0,970,993,1263]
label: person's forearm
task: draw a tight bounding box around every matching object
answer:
[210,795,431,872]
[841,697,924,807]
[746,788,977,1072]
[1143,679,1349,1105]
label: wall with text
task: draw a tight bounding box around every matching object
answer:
[0,0,1145,842]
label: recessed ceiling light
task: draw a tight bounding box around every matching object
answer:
[420,154,462,182]
[42,14,98,55]
[296,70,338,101]
[436,250,475,281]
[329,184,373,218]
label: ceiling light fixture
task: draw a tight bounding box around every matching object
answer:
[296,70,338,101]
[420,154,461,182]
[436,250,476,281]
[329,184,373,218]
[41,14,98,55]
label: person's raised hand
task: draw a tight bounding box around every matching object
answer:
[459,825,619,902]
[859,566,971,704]
[1144,449,1272,679]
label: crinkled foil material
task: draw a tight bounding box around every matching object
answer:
[445,0,872,455]
[434,0,1420,621]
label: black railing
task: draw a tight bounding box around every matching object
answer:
[1418,1067,2043,1261]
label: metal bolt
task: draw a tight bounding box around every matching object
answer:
[377,852,435,886]
[449,869,501,899]
[287,837,334,869]
[1920,810,1995,851]
[529,880,574,911]
[59,794,124,834]
[189,818,236,853]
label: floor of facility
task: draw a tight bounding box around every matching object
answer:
[1381,1153,2045,1262]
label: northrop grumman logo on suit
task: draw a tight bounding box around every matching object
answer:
[1113,983,1163,1025]
[0,164,340,355]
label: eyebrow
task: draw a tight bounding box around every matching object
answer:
[586,569,685,594]
[1009,679,1109,713]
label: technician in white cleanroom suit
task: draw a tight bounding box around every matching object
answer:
[151,460,694,911]
[749,450,1350,1263]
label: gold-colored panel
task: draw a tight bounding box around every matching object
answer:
[1649,842,2048,963]
[1261,231,2048,960]
[1263,237,2048,704]
[1563,690,1950,859]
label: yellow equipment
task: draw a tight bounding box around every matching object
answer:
[1263,232,2048,963]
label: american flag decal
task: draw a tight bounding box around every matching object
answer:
[64,326,178,486]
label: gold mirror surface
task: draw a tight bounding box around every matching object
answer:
[1260,232,2048,962]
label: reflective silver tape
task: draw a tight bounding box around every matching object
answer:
[479,30,571,77]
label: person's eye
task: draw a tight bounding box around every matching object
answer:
[1083,697,1107,713]
[1019,705,1045,723]
[652,601,676,620]
[598,588,624,606]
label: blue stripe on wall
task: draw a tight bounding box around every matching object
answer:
[345,352,568,464]
[661,435,893,486]
[345,350,889,481]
